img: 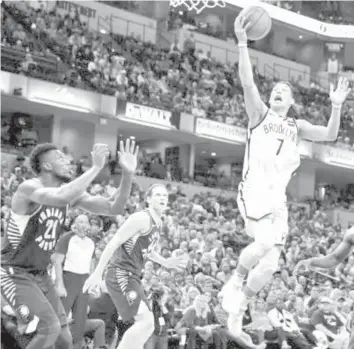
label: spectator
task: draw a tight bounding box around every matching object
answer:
[311,297,349,349]
[175,294,223,349]
[268,298,313,349]
[52,214,96,349]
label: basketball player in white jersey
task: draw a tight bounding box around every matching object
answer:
[221,13,351,337]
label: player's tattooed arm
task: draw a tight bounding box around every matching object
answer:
[297,77,351,142]
[73,139,138,216]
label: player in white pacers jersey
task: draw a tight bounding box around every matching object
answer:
[221,13,351,337]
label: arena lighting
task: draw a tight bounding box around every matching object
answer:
[29,97,93,113]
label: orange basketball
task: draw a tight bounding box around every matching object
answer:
[239,6,272,41]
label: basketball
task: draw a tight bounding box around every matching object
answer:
[239,6,272,41]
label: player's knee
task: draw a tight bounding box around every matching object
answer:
[259,247,281,275]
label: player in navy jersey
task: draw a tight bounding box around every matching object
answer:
[83,184,188,349]
[1,139,138,349]
[294,226,354,349]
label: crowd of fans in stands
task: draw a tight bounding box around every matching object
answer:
[1,1,353,151]
[264,1,353,25]
[1,1,354,348]
[1,154,354,349]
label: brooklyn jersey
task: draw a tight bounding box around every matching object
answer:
[2,204,68,273]
[241,109,301,202]
[108,209,160,278]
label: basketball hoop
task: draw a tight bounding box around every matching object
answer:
[170,0,226,14]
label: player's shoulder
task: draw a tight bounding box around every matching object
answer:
[12,178,42,203]
[11,179,43,214]
[128,210,151,227]
[17,178,43,194]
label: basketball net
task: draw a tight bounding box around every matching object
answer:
[170,0,226,14]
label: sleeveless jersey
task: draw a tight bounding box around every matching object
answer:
[109,210,161,278]
[2,204,68,273]
[241,109,300,202]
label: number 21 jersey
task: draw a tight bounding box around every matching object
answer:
[241,109,301,201]
[2,204,68,273]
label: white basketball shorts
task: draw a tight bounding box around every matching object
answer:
[237,185,288,246]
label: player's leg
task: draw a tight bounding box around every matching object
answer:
[224,192,276,292]
[44,279,73,349]
[222,215,276,315]
[0,268,61,349]
[105,270,154,349]
[227,209,286,337]
[117,302,154,349]
[348,332,354,349]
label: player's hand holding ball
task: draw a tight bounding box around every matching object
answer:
[91,143,109,169]
[235,6,272,44]
[329,77,351,106]
[234,14,249,44]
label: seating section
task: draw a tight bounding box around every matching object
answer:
[1,1,353,150]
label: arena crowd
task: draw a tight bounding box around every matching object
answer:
[1,1,354,151]
[1,1,354,349]
[1,151,354,349]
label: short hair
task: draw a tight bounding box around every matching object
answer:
[144,184,167,202]
[274,81,294,96]
[29,143,57,175]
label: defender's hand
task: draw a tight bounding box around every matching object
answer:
[118,139,139,174]
[330,77,351,106]
[91,144,109,169]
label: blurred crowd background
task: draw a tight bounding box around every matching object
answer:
[1,0,354,349]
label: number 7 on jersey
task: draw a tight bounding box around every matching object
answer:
[276,139,284,155]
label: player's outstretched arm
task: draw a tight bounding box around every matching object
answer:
[83,211,148,294]
[295,228,354,273]
[235,14,267,128]
[13,144,109,208]
[74,139,138,216]
[297,77,351,142]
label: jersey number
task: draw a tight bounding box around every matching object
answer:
[43,219,59,240]
[276,139,284,155]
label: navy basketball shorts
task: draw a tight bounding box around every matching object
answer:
[1,267,68,329]
[105,267,149,322]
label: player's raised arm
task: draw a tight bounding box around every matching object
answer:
[13,144,109,208]
[73,139,139,216]
[297,77,351,142]
[235,14,267,128]
[83,211,148,293]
